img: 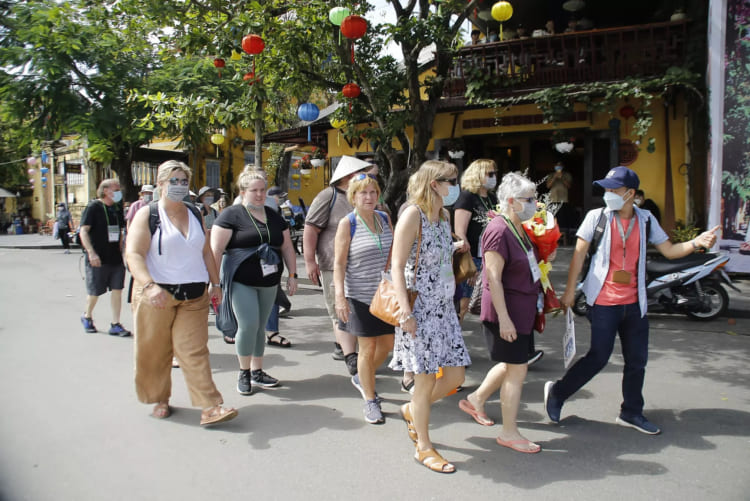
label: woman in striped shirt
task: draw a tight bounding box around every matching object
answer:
[333,173,394,424]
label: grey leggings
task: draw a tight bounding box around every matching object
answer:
[230,282,277,358]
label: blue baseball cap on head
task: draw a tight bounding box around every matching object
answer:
[594,166,639,190]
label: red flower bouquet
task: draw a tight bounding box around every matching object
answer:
[522,204,562,314]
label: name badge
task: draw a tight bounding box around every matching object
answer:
[526,249,541,283]
[612,269,631,284]
[107,224,120,243]
[261,261,278,277]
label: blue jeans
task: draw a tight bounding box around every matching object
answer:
[265,302,279,332]
[552,302,649,418]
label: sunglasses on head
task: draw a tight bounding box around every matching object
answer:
[353,173,378,181]
[437,177,459,186]
[168,177,189,186]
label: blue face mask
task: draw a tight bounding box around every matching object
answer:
[112,190,123,203]
[442,184,461,207]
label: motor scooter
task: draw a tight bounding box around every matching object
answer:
[572,252,739,321]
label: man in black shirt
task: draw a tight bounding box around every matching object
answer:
[78,179,130,336]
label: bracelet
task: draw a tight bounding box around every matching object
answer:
[143,281,156,290]
[290,272,298,279]
[211,283,221,287]
[691,240,699,251]
[399,313,415,325]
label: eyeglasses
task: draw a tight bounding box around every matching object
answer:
[516,196,537,203]
[168,177,189,186]
[353,173,378,181]
[437,177,459,186]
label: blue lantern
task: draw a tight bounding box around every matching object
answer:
[40,167,49,174]
[297,103,320,142]
[41,151,48,164]
[41,176,47,182]
[42,184,47,188]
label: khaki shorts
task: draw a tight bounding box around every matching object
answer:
[320,270,338,325]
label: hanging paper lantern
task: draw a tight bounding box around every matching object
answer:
[41,176,47,182]
[341,15,368,63]
[331,118,347,147]
[42,183,47,188]
[210,134,225,145]
[27,168,36,175]
[27,157,37,166]
[41,151,48,164]
[329,7,350,26]
[619,105,636,119]
[243,72,258,85]
[342,83,361,99]
[40,167,49,174]
[29,178,35,183]
[298,103,320,142]
[241,35,265,55]
[213,58,225,78]
[491,1,513,21]
[230,50,242,61]
[491,1,513,40]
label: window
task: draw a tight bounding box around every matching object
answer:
[206,159,220,188]
[243,149,256,167]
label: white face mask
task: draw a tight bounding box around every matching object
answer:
[142,194,153,203]
[514,200,537,221]
[442,184,461,206]
[166,184,189,202]
[603,190,631,211]
[202,197,214,206]
[483,175,497,190]
[112,190,123,203]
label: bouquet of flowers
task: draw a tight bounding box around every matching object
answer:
[522,202,562,314]
[293,154,313,172]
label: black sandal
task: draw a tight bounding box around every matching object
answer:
[266,332,292,348]
[223,335,236,344]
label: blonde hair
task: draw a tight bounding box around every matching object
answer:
[96,178,120,198]
[407,160,458,217]
[461,159,497,194]
[347,174,381,205]
[496,171,536,212]
[156,160,192,187]
[237,169,267,192]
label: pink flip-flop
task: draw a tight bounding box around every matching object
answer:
[458,399,495,426]
[496,437,541,454]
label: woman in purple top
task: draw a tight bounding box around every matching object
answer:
[458,172,543,454]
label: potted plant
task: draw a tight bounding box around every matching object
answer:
[310,146,326,167]
[293,154,313,174]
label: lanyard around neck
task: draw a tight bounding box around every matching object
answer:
[478,194,493,213]
[356,210,383,257]
[615,215,636,263]
[244,206,270,244]
[502,216,531,252]
[100,201,116,226]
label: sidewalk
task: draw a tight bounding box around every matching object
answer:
[0,233,76,250]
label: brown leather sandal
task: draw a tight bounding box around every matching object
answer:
[414,447,455,474]
[200,405,238,426]
[400,403,418,443]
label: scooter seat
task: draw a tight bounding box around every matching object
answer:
[646,253,717,275]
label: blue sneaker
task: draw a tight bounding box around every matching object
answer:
[363,399,385,424]
[544,381,563,424]
[616,414,661,435]
[351,374,383,404]
[108,323,131,337]
[81,315,97,334]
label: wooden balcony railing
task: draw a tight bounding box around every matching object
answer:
[443,20,690,101]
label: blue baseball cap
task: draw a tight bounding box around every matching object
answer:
[594,166,639,190]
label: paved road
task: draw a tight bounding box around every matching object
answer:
[1,244,748,500]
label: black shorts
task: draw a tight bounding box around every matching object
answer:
[482,321,531,364]
[85,262,126,296]
[338,298,394,337]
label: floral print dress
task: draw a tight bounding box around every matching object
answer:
[389,209,472,375]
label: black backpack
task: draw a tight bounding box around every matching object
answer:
[148,201,204,255]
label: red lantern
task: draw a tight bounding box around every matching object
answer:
[340,15,367,39]
[342,83,361,99]
[243,72,257,85]
[619,105,636,134]
[213,58,225,78]
[340,15,367,63]
[241,35,265,55]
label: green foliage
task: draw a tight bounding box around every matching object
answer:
[671,220,701,243]
[722,164,750,200]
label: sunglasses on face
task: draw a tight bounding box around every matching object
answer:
[437,177,459,186]
[353,173,378,181]
[168,177,189,186]
[487,172,497,178]
[516,196,537,203]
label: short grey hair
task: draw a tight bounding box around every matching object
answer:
[496,171,536,212]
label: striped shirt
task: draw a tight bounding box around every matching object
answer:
[345,211,393,303]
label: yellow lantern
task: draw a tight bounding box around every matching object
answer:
[331,118,347,147]
[291,174,301,180]
[491,1,513,40]
[230,50,242,61]
[210,133,224,157]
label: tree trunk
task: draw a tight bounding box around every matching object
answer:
[110,144,135,201]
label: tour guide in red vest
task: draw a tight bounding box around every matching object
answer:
[547,166,720,435]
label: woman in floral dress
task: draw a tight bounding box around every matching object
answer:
[389,160,472,474]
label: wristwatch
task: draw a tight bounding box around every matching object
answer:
[211,283,221,287]
[289,273,298,279]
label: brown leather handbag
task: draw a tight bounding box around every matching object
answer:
[453,250,477,283]
[369,221,422,326]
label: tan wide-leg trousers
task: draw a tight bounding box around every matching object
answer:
[133,282,223,409]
